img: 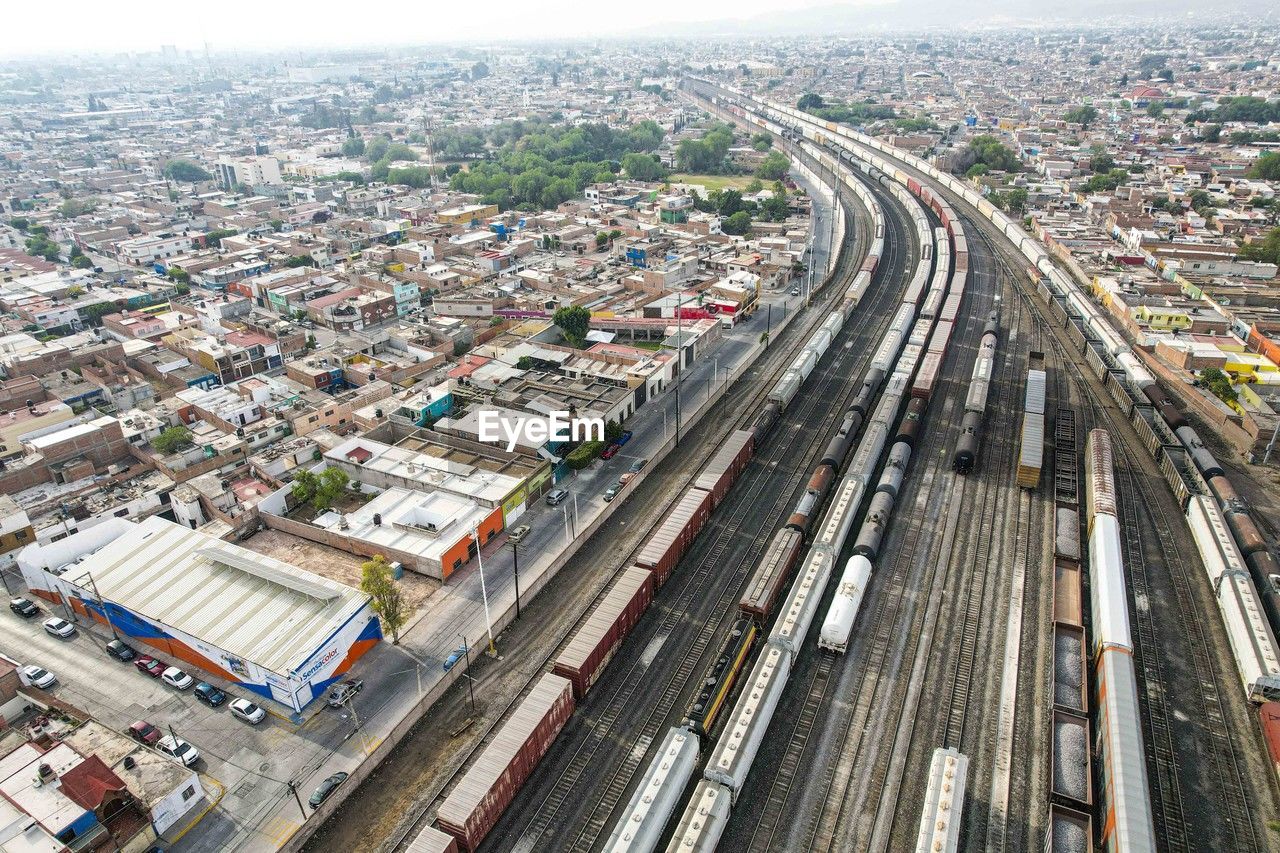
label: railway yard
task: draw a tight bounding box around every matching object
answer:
[307,80,1280,853]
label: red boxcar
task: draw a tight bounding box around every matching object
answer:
[860,255,878,275]
[438,674,575,851]
[939,291,964,324]
[635,487,713,585]
[907,177,921,195]
[911,351,943,401]
[740,528,804,619]
[694,429,755,508]
[927,321,953,354]
[553,567,654,698]
[1261,703,1280,784]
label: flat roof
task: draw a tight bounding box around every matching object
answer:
[66,516,368,677]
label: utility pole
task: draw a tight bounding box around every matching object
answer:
[473,527,496,656]
[509,541,521,619]
[460,635,476,713]
[286,781,307,819]
[675,291,683,446]
[86,572,120,641]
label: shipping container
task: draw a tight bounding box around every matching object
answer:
[636,488,713,585]
[1017,412,1045,488]
[438,674,575,851]
[740,528,805,619]
[554,568,655,698]
[693,429,754,508]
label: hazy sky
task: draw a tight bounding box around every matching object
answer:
[5,0,861,57]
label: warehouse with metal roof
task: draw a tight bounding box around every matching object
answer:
[16,516,380,712]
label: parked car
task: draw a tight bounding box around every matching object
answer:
[603,482,623,502]
[9,598,39,618]
[601,443,621,460]
[309,772,349,808]
[507,524,531,544]
[161,667,194,690]
[326,680,363,707]
[628,458,648,474]
[614,430,634,447]
[21,665,56,690]
[790,285,801,296]
[156,735,200,767]
[194,682,227,707]
[127,721,161,746]
[43,617,75,639]
[229,698,266,725]
[545,488,569,506]
[105,639,137,662]
[135,656,166,678]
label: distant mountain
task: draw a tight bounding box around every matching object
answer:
[631,0,1276,37]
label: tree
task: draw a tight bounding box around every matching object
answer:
[1063,105,1099,127]
[751,133,772,152]
[71,254,93,269]
[953,135,1021,176]
[605,419,623,442]
[723,210,752,236]
[204,228,238,248]
[471,61,490,81]
[360,555,408,644]
[1146,102,1165,119]
[1200,367,1238,406]
[621,152,665,181]
[10,217,29,232]
[306,333,317,350]
[1089,152,1115,173]
[152,426,193,455]
[292,467,350,512]
[755,151,791,181]
[342,136,365,157]
[798,93,825,111]
[1249,153,1280,181]
[1239,227,1280,266]
[760,194,789,221]
[595,232,609,248]
[1089,54,1103,66]
[164,159,211,182]
[553,305,591,347]
[745,178,764,194]
[169,267,190,284]
[269,218,284,232]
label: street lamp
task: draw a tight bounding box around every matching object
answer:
[507,540,521,619]
[472,526,496,656]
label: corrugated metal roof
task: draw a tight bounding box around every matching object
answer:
[69,517,369,676]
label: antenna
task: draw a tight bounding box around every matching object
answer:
[422,112,439,191]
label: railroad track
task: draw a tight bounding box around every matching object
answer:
[384,166,869,853]
[484,166,919,852]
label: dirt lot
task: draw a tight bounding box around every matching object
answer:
[238,528,440,610]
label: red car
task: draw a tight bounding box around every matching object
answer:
[135,656,166,678]
[601,444,620,460]
[128,720,161,745]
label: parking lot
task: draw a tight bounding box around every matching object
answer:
[0,591,419,849]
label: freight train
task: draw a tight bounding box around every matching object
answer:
[1085,430,1158,853]
[954,311,1000,473]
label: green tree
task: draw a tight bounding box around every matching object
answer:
[152,426,193,454]
[292,467,350,512]
[595,232,609,247]
[1200,368,1238,406]
[621,152,665,181]
[745,178,764,194]
[284,254,312,268]
[755,151,791,181]
[9,217,29,232]
[751,133,772,152]
[204,228,238,248]
[471,61,490,81]
[553,304,591,347]
[760,194,789,221]
[1063,105,1099,127]
[722,210,752,236]
[1239,227,1280,266]
[605,419,623,442]
[164,159,211,182]
[1089,54,1103,66]
[71,254,93,269]
[169,267,190,284]
[1090,152,1115,173]
[342,136,365,157]
[797,93,824,111]
[361,555,408,644]
[1249,153,1280,181]
[954,135,1021,175]
[1146,102,1165,119]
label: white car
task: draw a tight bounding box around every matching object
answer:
[161,666,194,690]
[21,665,56,690]
[43,617,75,639]
[229,698,266,725]
[156,735,200,767]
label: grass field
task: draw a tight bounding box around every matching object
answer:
[669,173,756,193]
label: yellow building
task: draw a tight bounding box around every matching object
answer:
[437,204,498,226]
[1133,305,1192,331]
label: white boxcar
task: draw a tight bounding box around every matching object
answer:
[1088,514,1133,654]
[605,726,701,853]
[819,555,874,653]
[665,780,731,853]
[704,642,792,801]
[813,476,865,555]
[913,748,968,853]
[1215,571,1280,703]
[1186,495,1248,587]
[769,548,835,655]
[768,369,802,409]
[1095,649,1157,853]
